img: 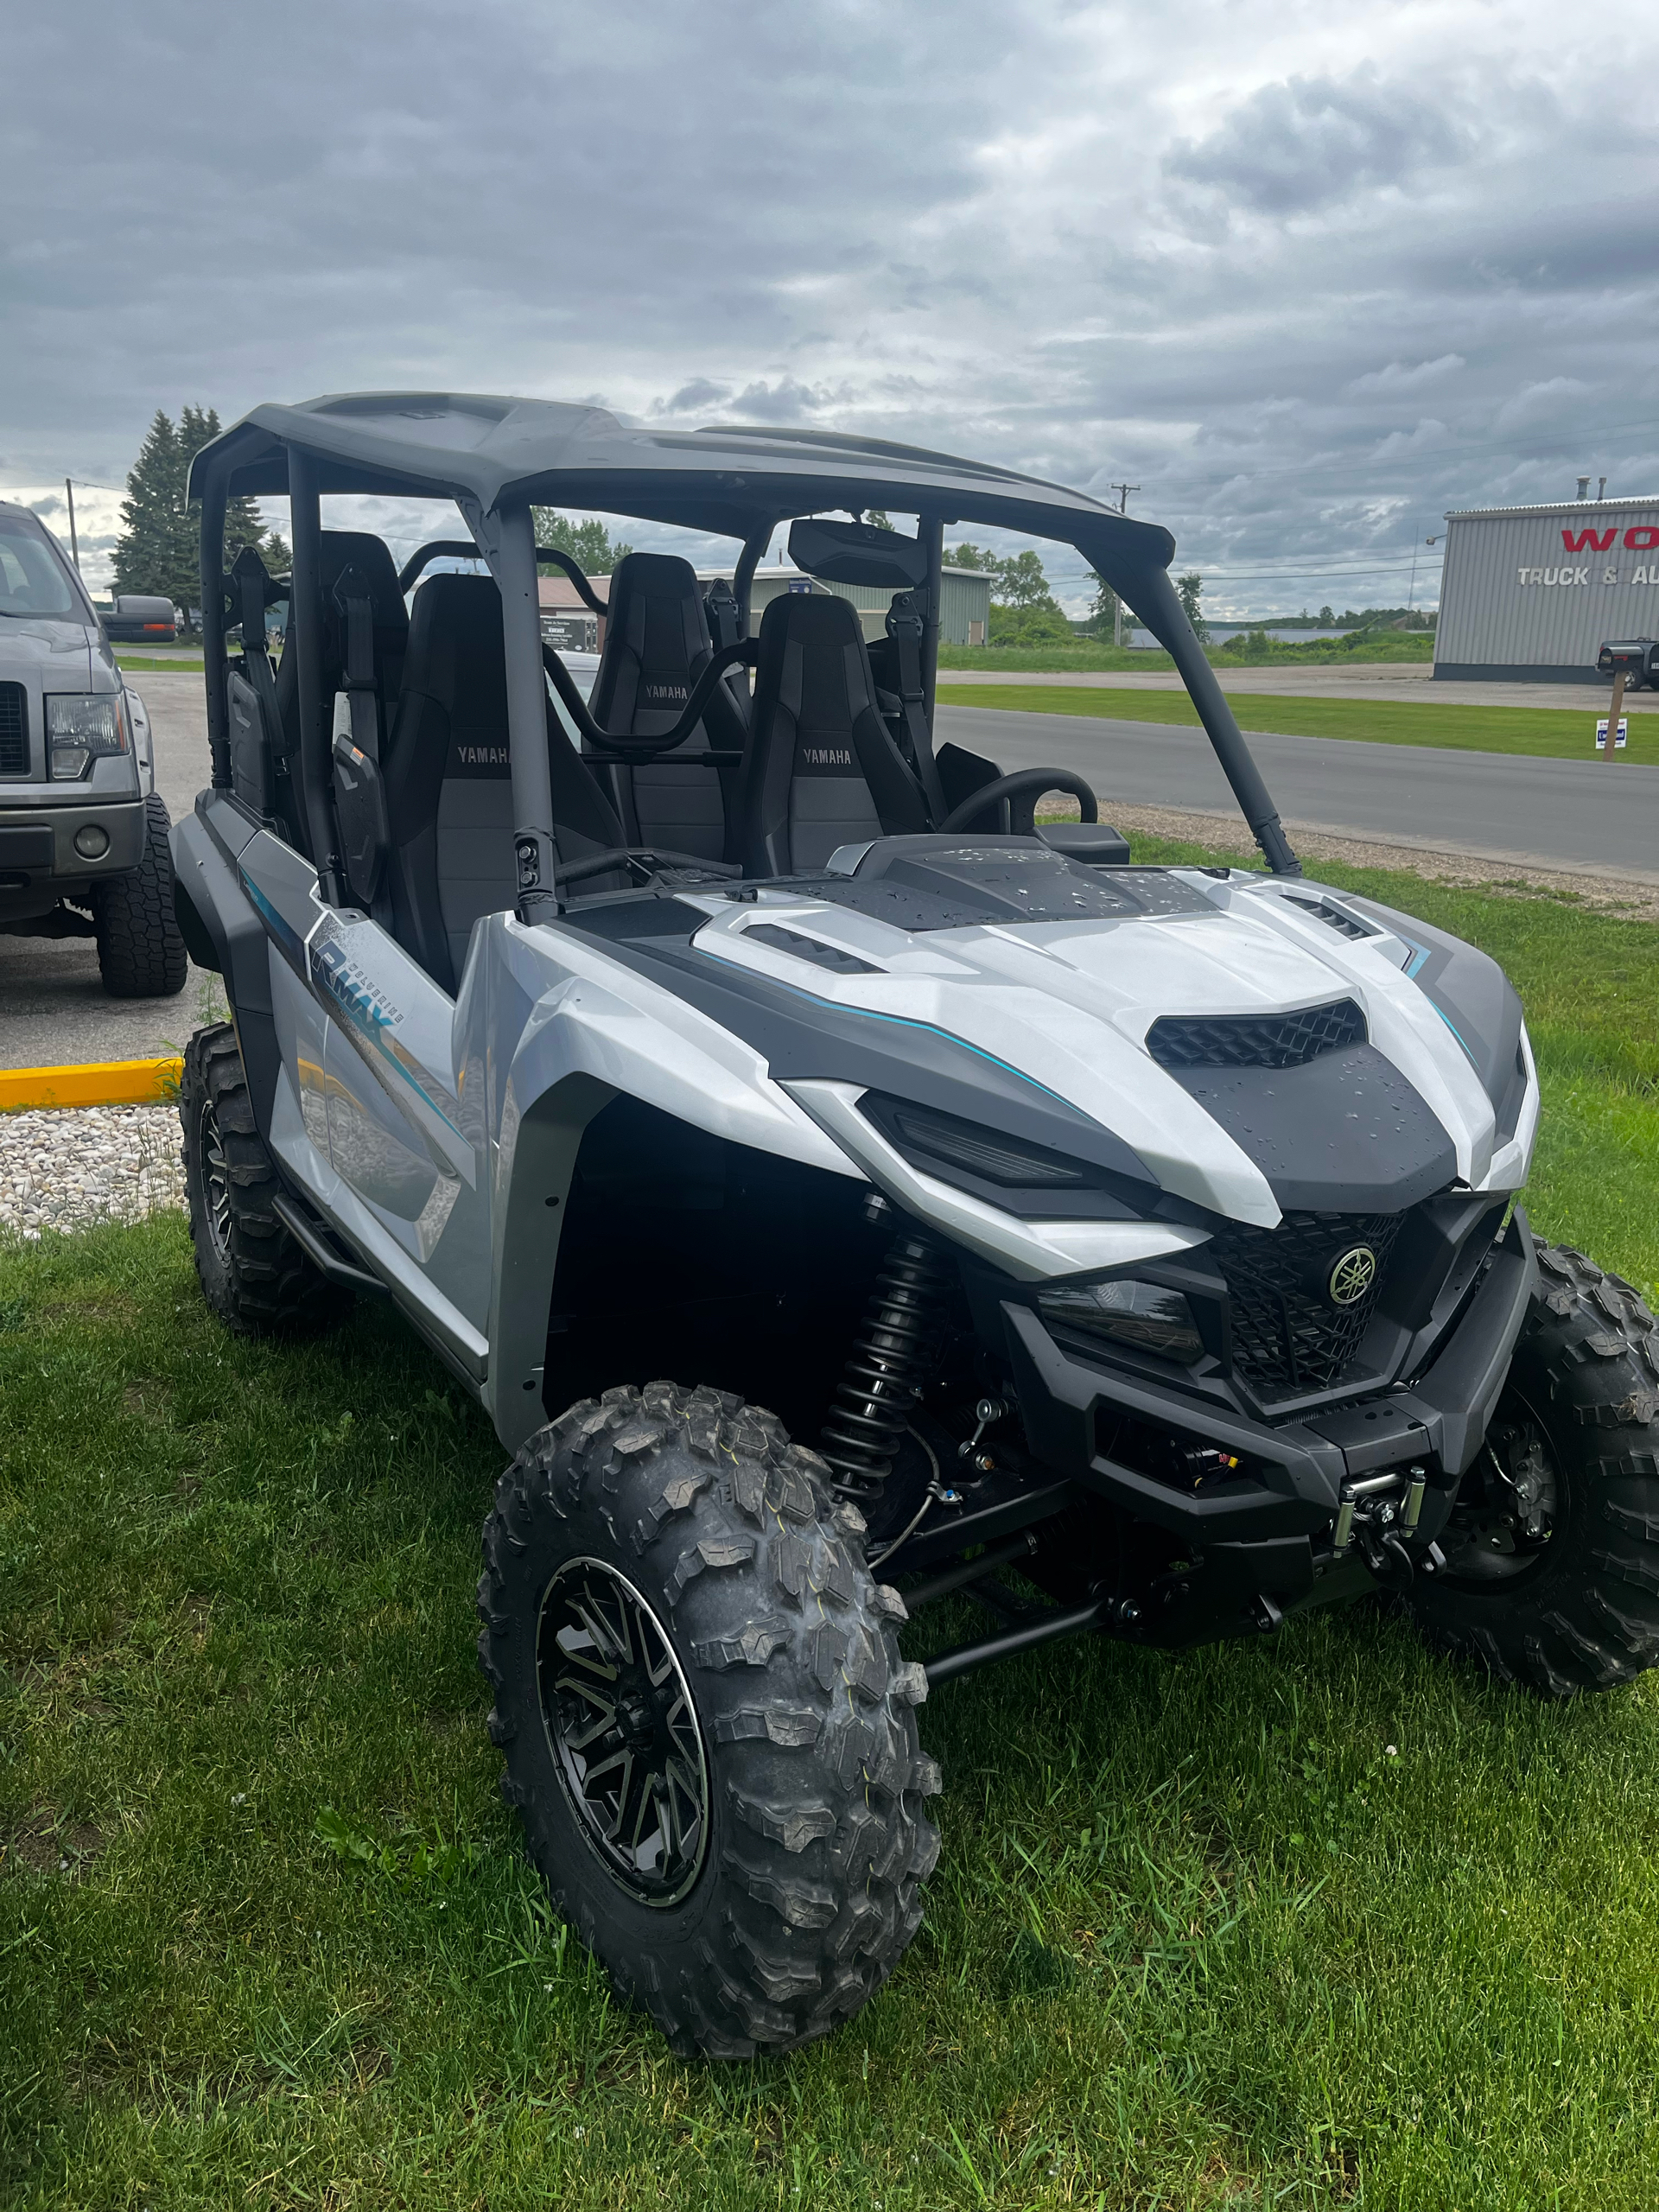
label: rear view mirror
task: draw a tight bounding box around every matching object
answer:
[788,517,930,591]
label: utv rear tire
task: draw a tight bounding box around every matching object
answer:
[1408,1241,1659,1695]
[95,793,188,998]
[181,1023,349,1336]
[477,1382,942,2058]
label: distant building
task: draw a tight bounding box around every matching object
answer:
[538,574,607,653]
[1434,493,1659,682]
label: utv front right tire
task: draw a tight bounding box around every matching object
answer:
[181,1023,348,1335]
[477,1382,942,2058]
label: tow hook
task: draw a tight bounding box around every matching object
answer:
[1333,1468,1431,1588]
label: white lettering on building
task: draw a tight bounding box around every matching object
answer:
[1516,566,1659,587]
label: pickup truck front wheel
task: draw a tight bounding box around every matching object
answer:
[95,792,187,998]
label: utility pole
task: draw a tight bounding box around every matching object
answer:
[1408,533,1440,620]
[64,479,80,571]
[1109,482,1139,648]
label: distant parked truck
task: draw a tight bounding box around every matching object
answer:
[1597,637,1658,690]
[97,594,178,644]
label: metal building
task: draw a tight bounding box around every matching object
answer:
[1434,494,1659,682]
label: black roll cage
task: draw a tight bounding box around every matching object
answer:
[192,393,1300,916]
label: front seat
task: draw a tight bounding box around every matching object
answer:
[737,591,931,876]
[383,575,624,992]
[270,530,409,855]
[587,551,747,863]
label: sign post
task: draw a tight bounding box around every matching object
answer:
[1599,671,1627,761]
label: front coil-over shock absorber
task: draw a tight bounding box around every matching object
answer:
[819,1227,954,1504]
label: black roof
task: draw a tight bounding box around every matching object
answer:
[188,391,1174,567]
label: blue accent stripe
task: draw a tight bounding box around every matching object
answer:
[1428,1000,1478,1067]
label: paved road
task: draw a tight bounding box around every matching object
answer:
[0,674,221,1073]
[938,703,1659,881]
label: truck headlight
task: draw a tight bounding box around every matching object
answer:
[1038,1279,1205,1362]
[47,692,129,781]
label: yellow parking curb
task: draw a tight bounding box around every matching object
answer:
[0,1055,185,1110]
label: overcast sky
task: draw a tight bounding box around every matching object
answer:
[6,0,1658,613]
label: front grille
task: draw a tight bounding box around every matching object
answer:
[0,683,25,775]
[1147,998,1366,1071]
[1207,1208,1402,1401]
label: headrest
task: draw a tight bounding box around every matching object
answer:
[404,573,508,706]
[788,516,929,591]
[757,588,868,647]
[319,530,408,638]
[605,550,704,617]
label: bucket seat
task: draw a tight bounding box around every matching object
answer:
[736,590,931,875]
[586,552,747,864]
[383,574,623,991]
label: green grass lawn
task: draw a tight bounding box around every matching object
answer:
[115,652,204,673]
[3,850,1659,2209]
[938,683,1659,767]
[938,638,1437,677]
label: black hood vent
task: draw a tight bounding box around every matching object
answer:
[1147,998,1366,1071]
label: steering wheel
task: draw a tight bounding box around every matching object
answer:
[937,767,1099,837]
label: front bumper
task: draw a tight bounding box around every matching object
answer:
[1002,1207,1537,1547]
[0,796,147,916]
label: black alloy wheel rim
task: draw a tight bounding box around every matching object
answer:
[537,1556,710,1907]
[1435,1386,1561,1588]
[199,1099,233,1268]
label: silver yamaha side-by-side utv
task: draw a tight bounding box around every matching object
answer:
[174,394,1659,2058]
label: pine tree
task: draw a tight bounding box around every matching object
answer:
[112,410,184,607]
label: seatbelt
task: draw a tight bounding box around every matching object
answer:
[884,592,947,823]
[703,577,741,652]
[228,544,287,765]
[331,567,382,762]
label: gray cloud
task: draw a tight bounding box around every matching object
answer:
[1166,67,1477,214]
[4,2,1659,613]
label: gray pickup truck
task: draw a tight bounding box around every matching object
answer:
[0,500,186,998]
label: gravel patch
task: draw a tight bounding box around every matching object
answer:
[0,1103,185,1240]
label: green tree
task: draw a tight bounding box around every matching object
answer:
[1318,604,1336,625]
[1083,570,1125,638]
[943,541,998,573]
[112,410,186,610]
[988,601,1074,648]
[993,549,1057,610]
[531,510,634,577]
[1176,570,1208,642]
[113,405,284,629]
[861,511,895,531]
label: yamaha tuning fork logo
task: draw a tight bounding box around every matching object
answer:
[1327,1245,1379,1307]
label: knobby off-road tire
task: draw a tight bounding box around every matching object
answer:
[1409,1239,1659,1696]
[94,791,188,999]
[181,1023,349,1336]
[477,1381,943,2059]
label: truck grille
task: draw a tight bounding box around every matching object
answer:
[1207,1208,1402,1401]
[1147,998,1366,1071]
[0,683,25,775]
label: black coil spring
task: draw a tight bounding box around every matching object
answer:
[819,1232,954,1503]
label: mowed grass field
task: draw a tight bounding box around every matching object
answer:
[937,683,1659,766]
[3,842,1659,2210]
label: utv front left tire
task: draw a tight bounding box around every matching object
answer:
[477,1382,942,2058]
[181,1023,349,1336]
[1408,1240,1659,1695]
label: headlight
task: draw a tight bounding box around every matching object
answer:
[47,692,128,781]
[1038,1278,1205,1363]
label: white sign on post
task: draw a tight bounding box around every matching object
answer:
[1595,718,1629,751]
